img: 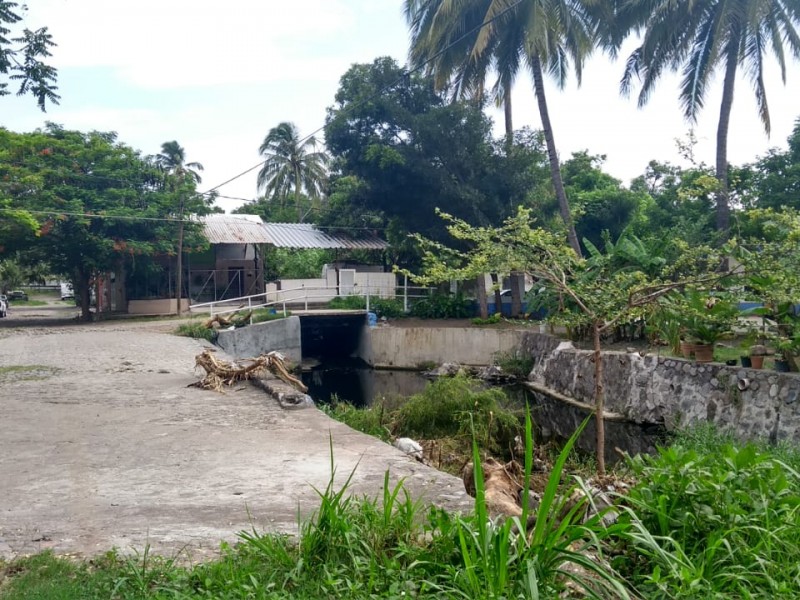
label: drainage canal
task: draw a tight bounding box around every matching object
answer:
[300,360,665,462]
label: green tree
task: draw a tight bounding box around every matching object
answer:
[154,141,205,315]
[256,122,329,222]
[405,0,598,256]
[750,117,800,211]
[0,1,58,110]
[0,125,176,319]
[616,0,800,233]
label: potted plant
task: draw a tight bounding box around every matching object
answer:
[774,335,800,372]
[749,344,768,369]
[682,292,737,363]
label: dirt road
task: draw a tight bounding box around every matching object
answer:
[0,308,471,561]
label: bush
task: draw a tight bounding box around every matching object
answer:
[251,308,291,324]
[410,292,472,319]
[175,321,215,341]
[493,349,534,379]
[619,432,800,598]
[393,376,518,455]
[328,295,404,319]
[321,398,392,442]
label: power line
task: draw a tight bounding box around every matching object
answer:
[200,0,524,196]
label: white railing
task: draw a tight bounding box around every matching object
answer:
[189,276,433,321]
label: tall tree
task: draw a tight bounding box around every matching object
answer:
[0,1,59,110]
[256,122,329,222]
[405,0,597,256]
[155,141,203,315]
[616,0,800,233]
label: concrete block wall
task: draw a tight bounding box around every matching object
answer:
[215,316,302,363]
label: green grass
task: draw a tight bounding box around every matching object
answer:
[6,299,47,307]
[251,308,290,324]
[0,364,61,381]
[174,321,215,342]
[0,418,633,599]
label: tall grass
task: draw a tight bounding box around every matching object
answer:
[618,430,800,598]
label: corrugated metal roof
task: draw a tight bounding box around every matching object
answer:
[200,214,274,244]
[262,223,389,250]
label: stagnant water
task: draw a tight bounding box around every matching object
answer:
[301,360,666,463]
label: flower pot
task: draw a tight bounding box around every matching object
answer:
[740,356,752,368]
[750,355,765,369]
[775,358,791,372]
[693,344,714,363]
[680,341,694,358]
[725,359,737,366]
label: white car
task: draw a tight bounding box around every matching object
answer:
[0,294,7,318]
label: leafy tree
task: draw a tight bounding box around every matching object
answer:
[407,207,731,474]
[405,0,598,256]
[256,122,329,221]
[0,125,187,319]
[750,117,800,211]
[0,1,58,110]
[560,151,648,250]
[615,0,800,233]
[323,58,549,265]
[154,140,206,315]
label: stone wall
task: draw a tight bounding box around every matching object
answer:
[522,332,800,443]
[216,316,302,363]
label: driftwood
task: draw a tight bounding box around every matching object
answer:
[191,349,307,393]
[204,310,253,330]
[462,458,526,518]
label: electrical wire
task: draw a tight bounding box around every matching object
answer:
[199,0,524,196]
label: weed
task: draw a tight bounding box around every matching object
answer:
[410,292,472,319]
[494,349,535,379]
[174,321,215,341]
[251,308,290,324]
[329,295,404,319]
[0,364,61,382]
[472,313,502,325]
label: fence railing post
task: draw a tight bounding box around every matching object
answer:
[366,274,370,312]
[248,297,253,324]
[403,274,408,313]
[304,285,308,311]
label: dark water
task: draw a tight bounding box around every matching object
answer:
[301,359,429,407]
[303,361,666,461]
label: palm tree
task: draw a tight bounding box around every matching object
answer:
[155,141,203,316]
[616,0,800,233]
[257,122,329,221]
[405,0,596,257]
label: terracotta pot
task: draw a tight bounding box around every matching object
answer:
[693,343,714,363]
[750,355,765,369]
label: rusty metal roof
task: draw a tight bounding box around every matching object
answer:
[261,223,389,250]
[200,214,274,244]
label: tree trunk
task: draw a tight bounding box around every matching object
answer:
[531,55,582,258]
[295,165,302,222]
[77,268,91,322]
[715,52,738,235]
[593,321,606,476]
[510,271,523,317]
[503,91,513,143]
[476,273,488,319]
[176,219,184,316]
[490,273,502,316]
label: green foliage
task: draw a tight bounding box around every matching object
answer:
[251,308,290,324]
[410,292,472,319]
[327,295,403,318]
[621,432,800,598]
[175,321,215,342]
[265,247,333,279]
[321,399,392,442]
[493,349,534,379]
[0,1,59,110]
[472,312,502,325]
[394,376,518,454]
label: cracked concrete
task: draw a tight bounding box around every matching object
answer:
[0,314,472,561]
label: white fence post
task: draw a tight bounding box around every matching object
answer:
[403,274,408,313]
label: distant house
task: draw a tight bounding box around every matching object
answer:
[126,215,390,314]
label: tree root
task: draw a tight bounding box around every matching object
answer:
[191,349,307,394]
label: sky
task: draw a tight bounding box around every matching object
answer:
[4,0,800,214]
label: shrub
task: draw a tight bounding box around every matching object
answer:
[493,349,534,379]
[472,313,502,325]
[619,433,800,598]
[393,376,518,454]
[328,295,404,319]
[410,292,472,319]
[251,308,291,324]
